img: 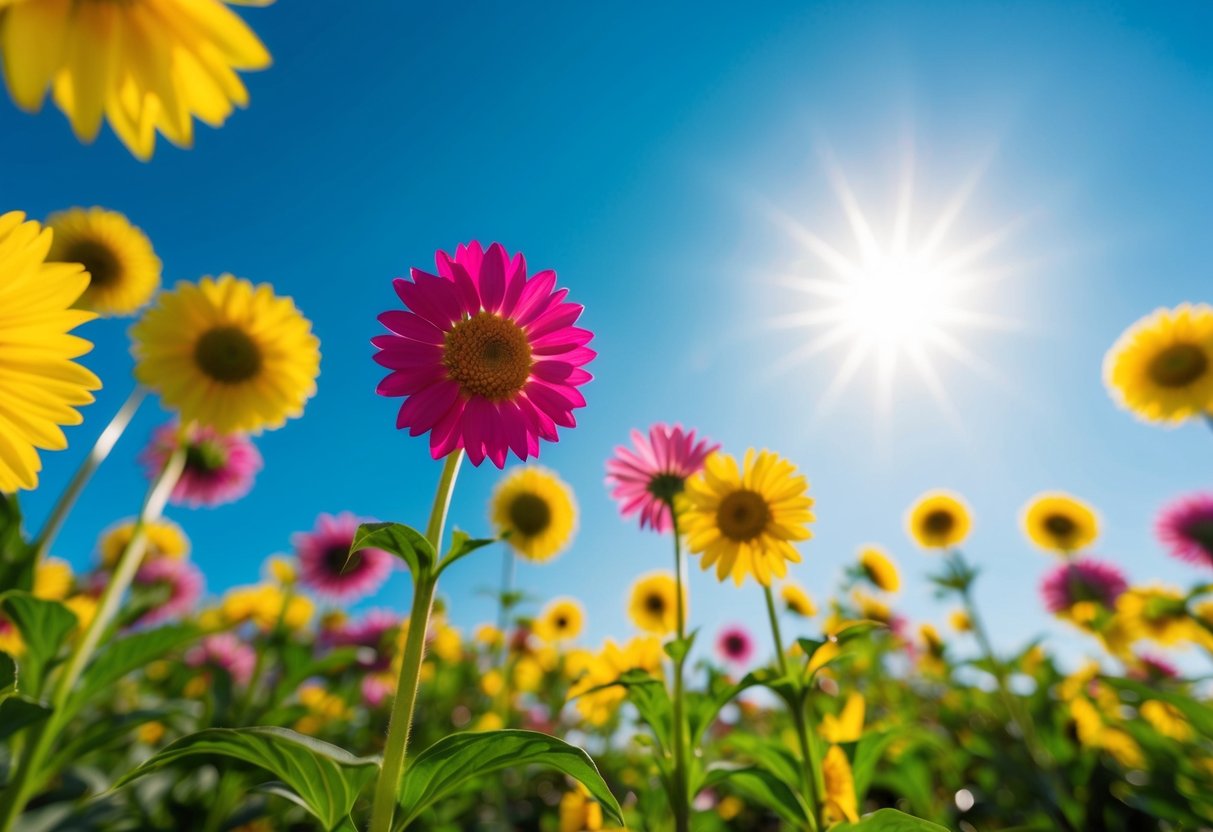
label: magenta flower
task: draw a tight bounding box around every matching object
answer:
[374,241,595,467]
[133,557,204,626]
[322,608,402,670]
[187,633,256,686]
[1128,652,1179,682]
[605,424,719,533]
[142,422,263,508]
[295,512,394,603]
[361,673,394,708]
[716,624,754,665]
[1156,493,1213,570]
[1040,558,1128,615]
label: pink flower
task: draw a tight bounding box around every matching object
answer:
[374,242,595,467]
[605,424,719,533]
[1156,493,1213,570]
[1128,652,1179,682]
[133,557,204,625]
[294,512,394,603]
[1040,558,1128,615]
[716,624,754,665]
[361,673,395,708]
[322,608,402,670]
[141,422,262,508]
[187,633,256,686]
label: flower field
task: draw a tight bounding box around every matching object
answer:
[1,3,1212,832]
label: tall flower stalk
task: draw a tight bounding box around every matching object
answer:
[667,505,691,832]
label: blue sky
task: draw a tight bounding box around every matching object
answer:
[5,0,1213,670]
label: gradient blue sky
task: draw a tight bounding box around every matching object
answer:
[5,0,1212,669]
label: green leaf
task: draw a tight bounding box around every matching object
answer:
[437,529,496,576]
[702,765,808,825]
[832,808,950,831]
[0,694,51,742]
[0,494,34,591]
[852,729,901,800]
[664,629,697,663]
[74,623,199,709]
[114,726,378,831]
[722,733,803,790]
[0,591,77,696]
[351,522,435,577]
[395,730,623,828]
[0,650,16,699]
[834,620,887,643]
[49,707,174,771]
[796,637,826,656]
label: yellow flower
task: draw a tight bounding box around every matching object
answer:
[474,712,504,732]
[0,211,100,492]
[490,466,578,562]
[137,721,166,745]
[780,580,816,617]
[264,555,297,586]
[1141,700,1192,743]
[626,571,683,635]
[854,592,892,624]
[33,557,72,600]
[820,692,865,743]
[1117,586,1194,646]
[1104,303,1213,424]
[920,623,944,654]
[1021,492,1099,555]
[905,490,972,550]
[45,207,160,316]
[430,624,462,664]
[716,795,744,821]
[475,623,505,650]
[513,655,544,693]
[1101,728,1145,770]
[0,0,272,160]
[480,670,504,698]
[559,784,604,832]
[63,594,98,633]
[0,616,24,657]
[683,449,814,586]
[568,637,663,726]
[949,609,972,632]
[296,682,350,730]
[99,518,189,568]
[534,597,585,643]
[858,546,900,592]
[807,641,840,676]
[822,744,859,823]
[131,275,321,434]
[222,584,312,631]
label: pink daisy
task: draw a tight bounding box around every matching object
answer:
[361,673,395,708]
[132,557,204,626]
[322,608,402,670]
[1156,493,1213,570]
[374,241,595,467]
[1040,558,1128,615]
[294,512,394,603]
[141,422,263,508]
[605,423,719,533]
[187,633,256,686]
[716,624,754,665]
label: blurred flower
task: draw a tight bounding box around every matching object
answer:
[132,556,203,625]
[0,616,23,656]
[187,633,255,686]
[480,669,505,698]
[99,518,189,568]
[715,624,754,666]
[264,555,298,586]
[374,241,594,467]
[949,609,972,633]
[63,594,98,632]
[475,623,505,650]
[513,655,543,692]
[430,622,462,663]
[820,692,865,743]
[568,637,663,726]
[294,512,393,603]
[142,422,262,508]
[221,584,313,631]
[0,211,100,492]
[491,466,577,562]
[683,449,814,586]
[605,423,717,533]
[1156,492,1213,571]
[1127,652,1179,682]
[716,795,744,821]
[534,597,585,643]
[822,745,858,823]
[627,572,682,636]
[1104,303,1213,425]
[1140,700,1192,743]
[295,682,351,734]
[559,783,604,832]
[905,490,972,550]
[361,673,394,709]
[136,721,166,745]
[854,592,893,625]
[46,207,159,315]
[322,609,402,670]
[1117,585,1194,646]
[132,275,320,434]
[1040,558,1127,621]
[33,557,72,601]
[1022,493,1099,556]
[858,546,900,592]
[780,581,816,617]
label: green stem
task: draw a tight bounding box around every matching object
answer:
[369,450,463,832]
[669,506,690,832]
[31,386,147,563]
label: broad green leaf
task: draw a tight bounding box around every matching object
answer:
[852,729,901,800]
[0,591,77,696]
[50,707,174,771]
[832,808,950,831]
[114,726,378,831]
[437,529,496,576]
[0,694,51,741]
[688,670,764,745]
[722,733,803,789]
[280,646,363,695]
[702,765,808,825]
[351,522,435,577]
[664,629,697,663]
[0,650,16,699]
[74,623,199,709]
[572,668,672,750]
[834,620,888,643]
[395,730,623,828]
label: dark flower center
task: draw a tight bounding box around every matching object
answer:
[723,635,746,657]
[644,592,666,615]
[444,312,532,401]
[508,493,552,537]
[66,239,121,290]
[185,439,227,475]
[1184,517,1213,559]
[716,490,770,542]
[326,544,360,576]
[646,473,685,503]
[1147,342,1209,388]
[1066,570,1111,607]
[195,326,263,384]
[1043,513,1077,544]
[921,509,955,538]
[554,615,569,630]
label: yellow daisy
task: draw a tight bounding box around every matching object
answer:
[858,545,900,592]
[0,211,100,492]
[0,0,272,160]
[490,465,577,562]
[99,518,189,567]
[949,609,972,633]
[905,490,972,550]
[46,207,160,316]
[780,580,816,617]
[626,571,683,636]
[682,448,814,587]
[1104,303,1213,424]
[1021,492,1099,555]
[131,275,321,434]
[33,557,73,600]
[1117,585,1194,646]
[534,597,585,643]
[568,636,663,726]
[559,784,604,832]
[1140,700,1192,743]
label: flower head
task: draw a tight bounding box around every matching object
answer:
[1156,492,1213,570]
[822,745,858,824]
[132,275,321,434]
[1117,585,1194,646]
[187,633,256,686]
[98,519,189,568]
[715,624,754,665]
[491,466,578,562]
[46,208,160,315]
[374,242,594,467]
[322,609,402,670]
[1127,653,1179,682]
[534,597,585,643]
[1022,492,1099,556]
[605,423,718,533]
[858,546,900,592]
[683,449,814,586]
[627,572,683,636]
[905,490,972,550]
[141,422,263,508]
[294,512,394,603]
[820,692,865,744]
[780,581,817,617]
[33,558,73,601]
[1104,303,1213,425]
[1040,558,1127,617]
[568,637,663,726]
[133,557,204,626]
[221,583,313,631]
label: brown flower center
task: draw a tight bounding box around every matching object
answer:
[444,312,532,401]
[644,592,666,615]
[716,490,771,542]
[509,493,551,537]
[195,326,262,384]
[922,509,955,538]
[1185,518,1213,559]
[184,439,227,475]
[66,239,121,290]
[1147,342,1209,388]
[1043,513,1077,544]
[326,545,360,576]
[554,615,569,630]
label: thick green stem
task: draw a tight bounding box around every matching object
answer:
[369,450,463,832]
[669,507,690,832]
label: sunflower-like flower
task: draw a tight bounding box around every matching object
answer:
[682,449,814,586]
[1103,303,1213,425]
[131,275,320,434]
[46,207,160,316]
[905,490,972,550]
[98,518,189,568]
[1022,492,1099,555]
[567,636,663,726]
[858,546,900,592]
[0,211,100,492]
[534,597,584,643]
[490,466,577,562]
[626,571,683,635]
[780,580,816,617]
[374,241,594,467]
[0,0,272,159]
[605,423,718,533]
